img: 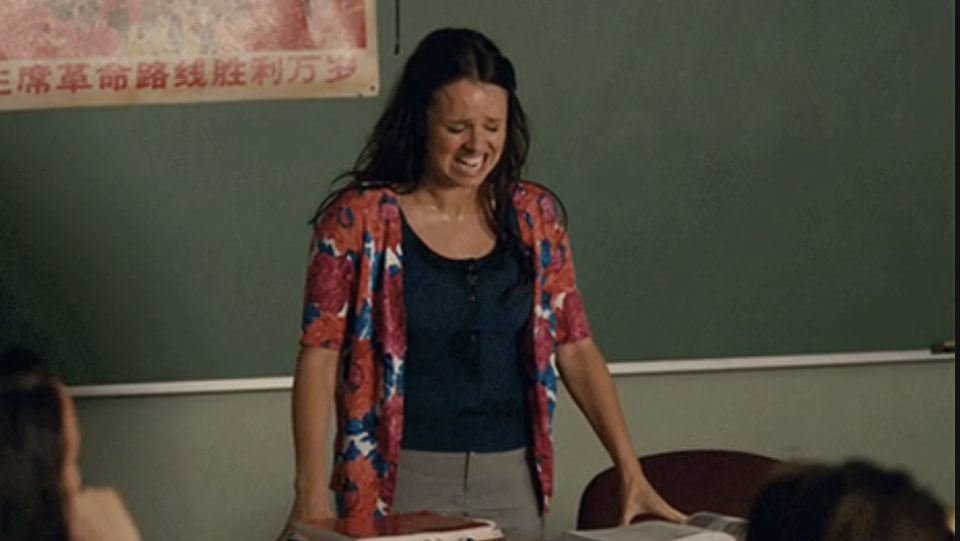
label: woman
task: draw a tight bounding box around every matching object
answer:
[747,459,955,541]
[0,348,142,541]
[281,28,683,540]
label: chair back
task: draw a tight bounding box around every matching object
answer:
[576,449,782,530]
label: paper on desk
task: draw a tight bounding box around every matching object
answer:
[559,521,736,541]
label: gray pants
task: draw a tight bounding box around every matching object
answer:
[392,448,543,540]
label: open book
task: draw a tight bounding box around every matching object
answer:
[289,510,503,541]
[561,511,747,541]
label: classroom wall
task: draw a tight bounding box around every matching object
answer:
[1,0,955,385]
[3,1,953,539]
[75,359,955,541]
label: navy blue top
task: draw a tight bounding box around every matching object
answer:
[401,215,533,452]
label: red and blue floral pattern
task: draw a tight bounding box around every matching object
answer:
[301,182,591,518]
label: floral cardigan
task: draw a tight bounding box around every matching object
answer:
[300,182,591,518]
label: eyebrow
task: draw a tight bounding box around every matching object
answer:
[444,117,503,124]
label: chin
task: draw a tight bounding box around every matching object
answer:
[442,171,491,189]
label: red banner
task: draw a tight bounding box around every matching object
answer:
[0,0,378,111]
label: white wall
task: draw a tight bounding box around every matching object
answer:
[75,359,955,541]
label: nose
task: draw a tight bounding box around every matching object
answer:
[465,127,484,151]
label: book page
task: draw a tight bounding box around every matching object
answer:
[560,521,737,541]
[685,511,748,540]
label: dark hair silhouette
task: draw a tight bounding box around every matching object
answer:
[0,348,71,541]
[747,459,954,541]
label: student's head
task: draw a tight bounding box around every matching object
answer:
[746,459,954,541]
[341,27,530,195]
[0,347,80,541]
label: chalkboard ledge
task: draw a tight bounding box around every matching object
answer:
[69,349,954,399]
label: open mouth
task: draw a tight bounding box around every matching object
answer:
[454,155,485,175]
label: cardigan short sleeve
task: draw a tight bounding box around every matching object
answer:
[300,194,363,350]
[532,188,592,346]
[551,230,592,346]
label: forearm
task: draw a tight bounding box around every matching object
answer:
[291,346,339,500]
[557,339,644,480]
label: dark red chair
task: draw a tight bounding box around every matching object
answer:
[576,449,784,530]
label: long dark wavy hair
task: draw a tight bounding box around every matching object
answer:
[312,28,565,283]
[0,348,71,541]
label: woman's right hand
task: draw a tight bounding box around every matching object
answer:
[282,346,339,539]
[275,492,334,541]
[68,486,142,541]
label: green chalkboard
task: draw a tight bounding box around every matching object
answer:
[0,1,954,385]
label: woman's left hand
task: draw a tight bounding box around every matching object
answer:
[554,339,688,525]
[619,473,687,525]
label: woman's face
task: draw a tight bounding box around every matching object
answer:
[422,78,508,190]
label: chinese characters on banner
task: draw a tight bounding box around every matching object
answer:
[0,0,378,111]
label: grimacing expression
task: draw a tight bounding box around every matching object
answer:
[422,78,508,189]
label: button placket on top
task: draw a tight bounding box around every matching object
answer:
[466,262,479,343]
